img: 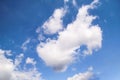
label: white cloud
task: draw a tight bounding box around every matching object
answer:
[14,53,24,67]
[11,68,41,80]
[0,49,42,80]
[42,8,66,34]
[36,27,46,41]
[72,0,77,7]
[36,27,41,33]
[21,38,30,51]
[0,49,14,80]
[64,0,77,7]
[26,57,36,65]
[37,0,102,72]
[67,67,94,80]
[38,34,46,41]
[64,0,69,3]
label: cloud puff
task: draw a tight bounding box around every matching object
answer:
[21,38,31,51]
[42,8,66,34]
[72,0,77,7]
[64,0,69,3]
[26,57,36,65]
[0,49,42,80]
[37,0,102,72]
[67,67,94,80]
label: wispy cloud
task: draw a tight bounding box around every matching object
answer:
[64,0,69,4]
[72,0,77,7]
[26,57,36,65]
[21,38,31,51]
[67,67,94,80]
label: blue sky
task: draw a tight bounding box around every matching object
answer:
[0,0,120,80]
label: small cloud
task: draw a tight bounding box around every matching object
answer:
[36,27,41,33]
[14,53,24,67]
[26,57,36,65]
[21,38,30,51]
[64,0,69,3]
[38,34,46,41]
[88,66,93,71]
[5,50,12,56]
[72,0,77,7]
[67,67,94,80]
[42,8,66,34]
[0,49,12,56]
[72,67,77,71]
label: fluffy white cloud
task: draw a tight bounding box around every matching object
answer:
[0,49,14,80]
[67,67,94,80]
[42,8,66,34]
[37,0,102,72]
[0,49,42,80]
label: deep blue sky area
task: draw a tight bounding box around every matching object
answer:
[0,0,120,80]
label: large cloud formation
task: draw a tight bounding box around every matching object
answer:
[0,49,42,80]
[37,0,102,72]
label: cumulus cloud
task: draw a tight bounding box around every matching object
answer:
[0,49,13,80]
[0,49,42,80]
[42,8,66,34]
[37,0,102,72]
[67,67,94,80]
